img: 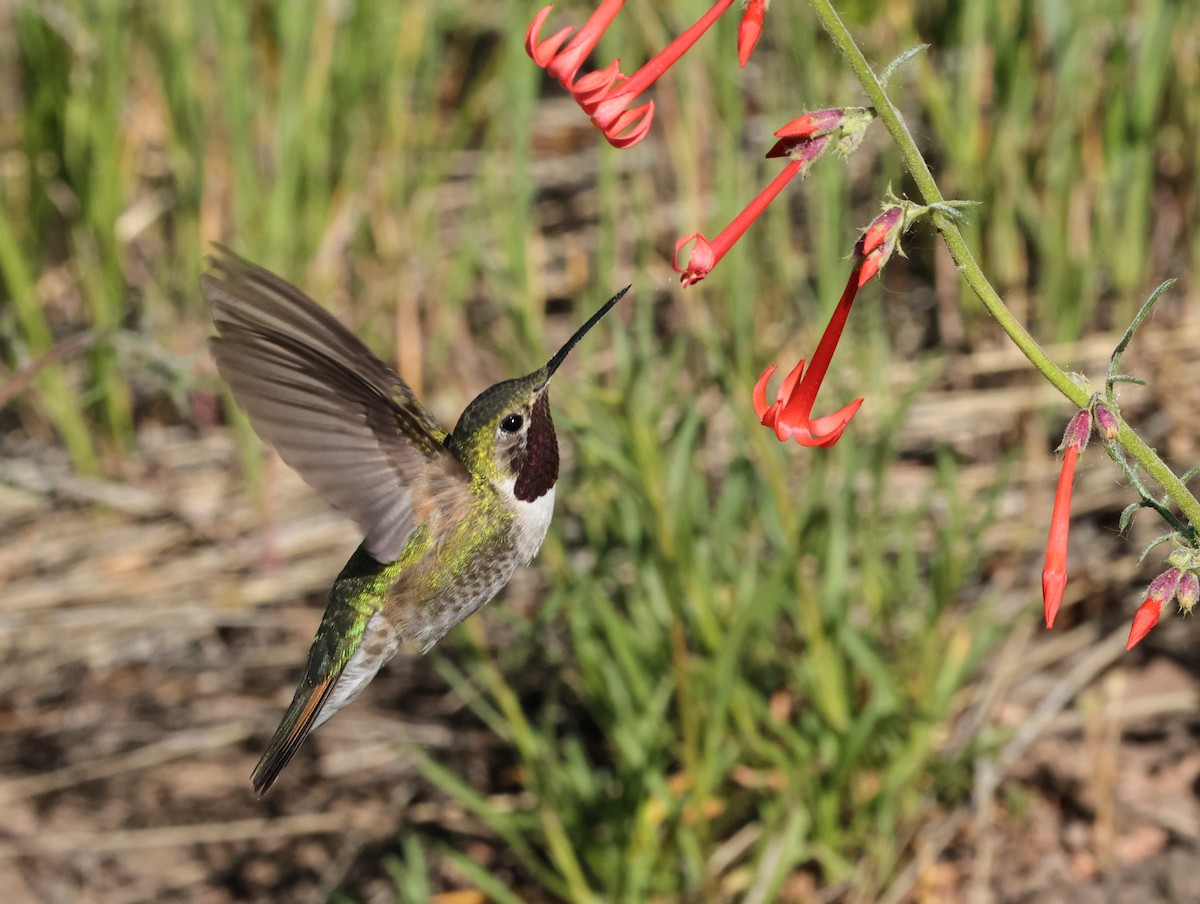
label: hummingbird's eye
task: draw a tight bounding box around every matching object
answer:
[500,413,524,434]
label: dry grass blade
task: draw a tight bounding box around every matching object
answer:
[0,721,257,805]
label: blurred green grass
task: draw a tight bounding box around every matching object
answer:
[2,0,1197,900]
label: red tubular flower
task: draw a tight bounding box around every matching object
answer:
[674,136,831,286]
[1042,409,1092,629]
[738,0,767,67]
[752,263,866,447]
[526,0,739,148]
[748,203,912,447]
[525,1,624,85]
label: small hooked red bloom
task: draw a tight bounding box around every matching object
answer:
[674,136,831,286]
[1042,410,1092,629]
[527,0,739,148]
[737,0,767,67]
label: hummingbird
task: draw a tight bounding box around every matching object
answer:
[203,247,628,797]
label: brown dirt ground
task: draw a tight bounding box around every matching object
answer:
[3,311,1200,903]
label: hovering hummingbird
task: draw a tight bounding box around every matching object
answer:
[203,248,628,797]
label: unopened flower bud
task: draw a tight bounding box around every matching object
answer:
[1092,404,1119,441]
[1176,570,1199,614]
[1146,567,1183,604]
[1128,567,1183,650]
[765,118,840,160]
[737,0,768,68]
[1126,597,1162,650]
[1059,409,1092,453]
[856,205,906,284]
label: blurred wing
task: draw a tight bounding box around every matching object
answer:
[204,247,461,562]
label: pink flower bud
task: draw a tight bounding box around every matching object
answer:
[1176,570,1199,614]
[774,108,845,141]
[1146,567,1183,604]
[1092,404,1119,441]
[1059,409,1092,453]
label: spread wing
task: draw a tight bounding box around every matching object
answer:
[204,246,465,562]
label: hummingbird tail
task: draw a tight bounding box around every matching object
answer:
[250,550,399,797]
[250,673,338,798]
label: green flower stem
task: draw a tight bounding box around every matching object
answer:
[807,0,1200,533]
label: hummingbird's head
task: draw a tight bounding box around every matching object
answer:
[447,285,629,502]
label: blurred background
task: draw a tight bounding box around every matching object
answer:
[2,0,1199,901]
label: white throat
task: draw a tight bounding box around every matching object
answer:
[497,477,556,564]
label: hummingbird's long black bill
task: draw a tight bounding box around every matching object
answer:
[544,285,631,378]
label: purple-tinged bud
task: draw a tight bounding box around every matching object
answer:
[1127,567,1183,650]
[1177,570,1199,614]
[856,205,906,284]
[1093,404,1119,441]
[1059,409,1092,453]
[774,108,846,141]
[1146,567,1183,605]
[766,107,876,160]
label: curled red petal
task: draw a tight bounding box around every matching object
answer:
[673,233,715,285]
[777,358,805,404]
[526,7,573,65]
[790,397,864,447]
[604,114,654,148]
[544,0,626,87]
[1126,598,1162,650]
[590,94,653,148]
[572,60,623,105]
[753,364,777,419]
[590,89,636,129]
